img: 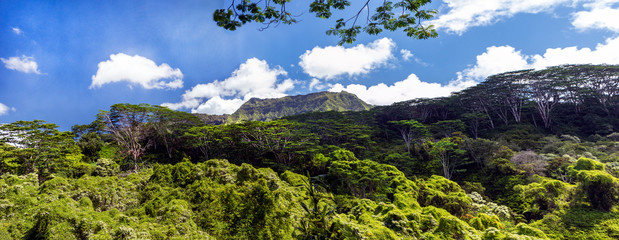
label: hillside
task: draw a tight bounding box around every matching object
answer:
[226,91,372,123]
[1,64,618,239]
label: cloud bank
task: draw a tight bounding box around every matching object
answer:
[162,58,295,115]
[90,53,183,89]
[329,74,476,106]
[1,55,41,74]
[299,38,396,79]
[429,0,619,35]
[459,36,619,80]
[428,0,571,34]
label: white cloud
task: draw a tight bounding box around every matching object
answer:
[329,74,476,105]
[460,46,530,80]
[572,0,619,32]
[458,36,619,81]
[11,27,22,35]
[308,78,327,91]
[428,0,573,34]
[162,58,296,115]
[0,103,10,116]
[299,38,395,79]
[90,53,183,90]
[1,55,41,74]
[530,36,619,68]
[400,49,414,61]
[192,97,246,115]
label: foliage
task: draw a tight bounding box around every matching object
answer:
[574,169,619,211]
[2,64,619,239]
[227,91,372,123]
[514,178,574,220]
[426,136,467,180]
[388,119,429,153]
[511,151,549,177]
[0,120,81,183]
[213,0,438,45]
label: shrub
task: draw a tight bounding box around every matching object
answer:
[511,151,548,176]
[94,158,119,177]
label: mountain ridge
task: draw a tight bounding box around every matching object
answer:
[225,91,372,123]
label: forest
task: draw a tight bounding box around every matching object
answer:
[1,64,618,239]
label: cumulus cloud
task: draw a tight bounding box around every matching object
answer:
[1,55,41,74]
[90,53,183,89]
[162,58,296,115]
[329,74,476,105]
[299,38,395,79]
[0,103,10,116]
[458,36,619,81]
[459,46,530,80]
[572,0,619,32]
[11,27,22,35]
[428,0,572,34]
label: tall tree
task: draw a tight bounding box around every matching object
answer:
[185,125,223,161]
[0,120,80,183]
[97,103,154,172]
[388,119,429,153]
[579,65,619,115]
[427,136,466,180]
[239,120,318,166]
[528,71,561,128]
[149,106,202,160]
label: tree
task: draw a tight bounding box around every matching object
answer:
[214,0,438,45]
[427,136,466,180]
[149,106,202,160]
[238,120,318,166]
[388,119,429,153]
[461,137,499,169]
[430,120,465,138]
[528,70,562,128]
[297,173,337,240]
[0,120,80,183]
[97,103,154,173]
[461,112,488,139]
[184,125,223,160]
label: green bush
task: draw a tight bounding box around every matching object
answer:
[94,158,119,177]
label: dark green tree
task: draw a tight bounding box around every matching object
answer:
[0,120,81,183]
[388,119,429,153]
[427,136,466,180]
[184,125,223,160]
[239,120,319,166]
[430,119,465,138]
[149,106,202,160]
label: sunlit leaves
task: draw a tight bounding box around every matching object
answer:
[215,0,437,45]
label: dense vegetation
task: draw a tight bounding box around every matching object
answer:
[1,64,618,239]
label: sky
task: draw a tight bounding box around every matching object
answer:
[1,0,619,130]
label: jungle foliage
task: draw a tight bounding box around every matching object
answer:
[1,64,619,239]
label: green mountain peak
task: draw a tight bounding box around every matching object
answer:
[226,91,372,123]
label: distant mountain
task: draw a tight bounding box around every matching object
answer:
[226,91,372,123]
[193,113,229,125]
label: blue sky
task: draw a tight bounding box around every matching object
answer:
[1,0,619,130]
